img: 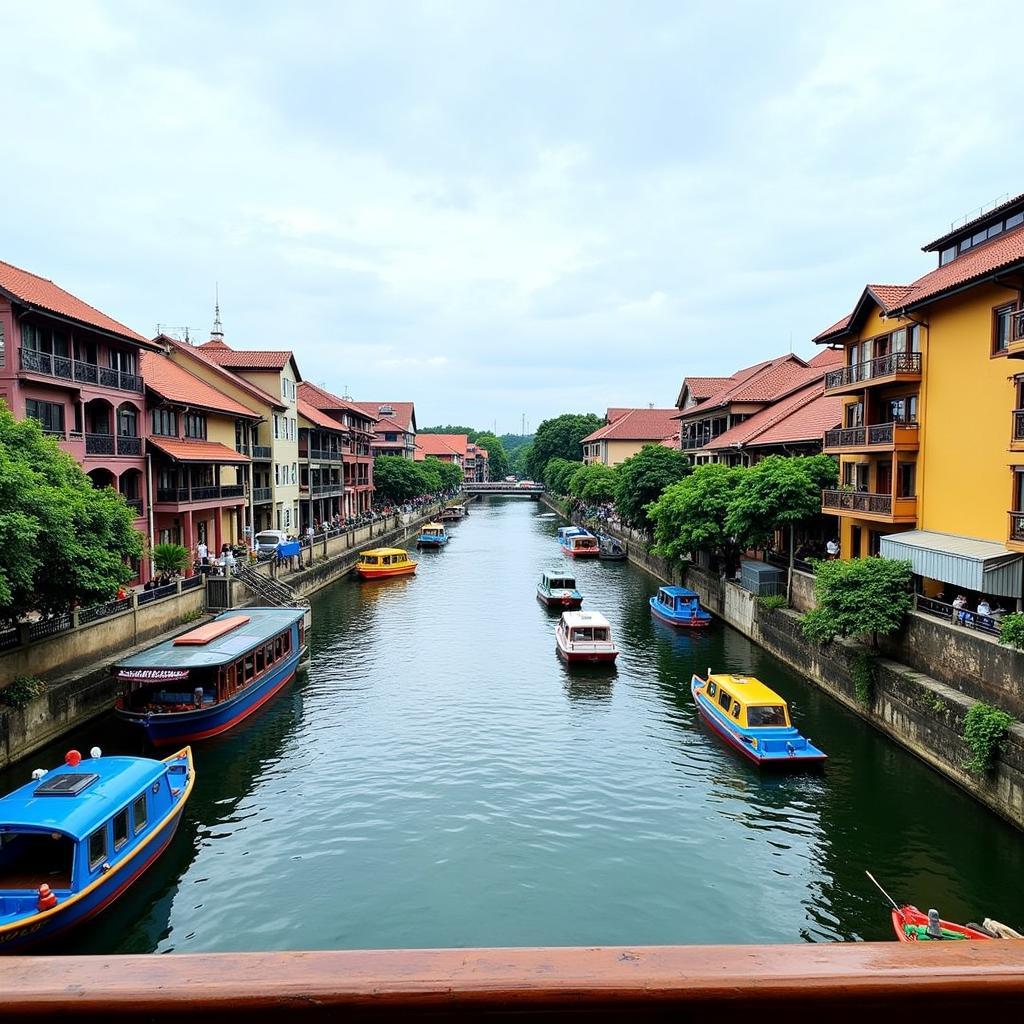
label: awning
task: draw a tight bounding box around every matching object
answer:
[879,530,1023,598]
[148,437,250,464]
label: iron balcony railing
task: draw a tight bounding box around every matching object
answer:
[252,486,273,502]
[822,489,894,515]
[824,352,922,391]
[680,436,706,450]
[1013,309,1024,341]
[1012,410,1024,441]
[85,432,115,455]
[117,435,142,456]
[19,348,143,392]
[311,481,344,496]
[252,445,272,460]
[124,497,144,516]
[156,484,246,503]
[310,448,343,461]
[823,421,918,448]
[1010,511,1024,542]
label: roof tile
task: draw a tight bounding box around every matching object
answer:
[149,436,250,464]
[141,351,259,418]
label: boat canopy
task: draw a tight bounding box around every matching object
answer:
[659,586,699,600]
[360,548,409,558]
[707,673,787,708]
[560,611,610,629]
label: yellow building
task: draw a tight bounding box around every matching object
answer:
[581,408,680,466]
[814,193,1024,606]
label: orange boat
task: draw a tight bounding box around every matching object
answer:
[355,547,417,580]
[892,905,993,942]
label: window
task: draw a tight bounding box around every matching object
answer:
[151,408,178,436]
[1008,212,1024,230]
[244,655,255,681]
[274,636,283,659]
[273,414,280,439]
[897,460,916,498]
[995,304,1015,355]
[845,402,863,428]
[748,705,787,727]
[133,794,148,834]
[113,808,129,850]
[88,828,107,870]
[718,690,732,713]
[118,405,138,437]
[706,681,717,698]
[108,349,135,375]
[255,647,265,674]
[290,418,296,440]
[291,462,297,484]
[184,412,207,439]
[885,395,917,423]
[940,245,957,266]
[732,703,741,719]
[274,463,280,485]
[283,507,291,528]
[25,398,64,434]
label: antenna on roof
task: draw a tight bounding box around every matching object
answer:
[211,283,224,341]
[789,330,793,354]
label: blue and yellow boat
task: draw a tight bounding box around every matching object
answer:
[114,607,308,746]
[690,671,826,767]
[650,586,712,628]
[416,522,449,548]
[0,746,193,952]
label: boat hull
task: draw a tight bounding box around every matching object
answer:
[650,598,712,628]
[690,678,826,768]
[555,642,618,664]
[116,651,299,746]
[416,539,448,548]
[560,544,600,558]
[892,905,993,942]
[357,564,417,579]
[537,591,583,610]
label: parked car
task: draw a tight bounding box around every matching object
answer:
[254,529,288,560]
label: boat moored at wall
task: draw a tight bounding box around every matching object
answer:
[0,747,193,953]
[558,529,599,558]
[416,523,449,548]
[555,611,619,663]
[356,548,418,579]
[650,586,712,628]
[114,608,308,746]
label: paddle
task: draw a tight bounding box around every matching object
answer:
[865,870,901,912]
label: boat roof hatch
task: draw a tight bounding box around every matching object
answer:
[33,773,99,797]
[174,615,251,646]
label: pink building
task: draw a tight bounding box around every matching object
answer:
[0,259,159,582]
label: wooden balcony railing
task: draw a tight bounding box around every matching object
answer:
[1012,410,1024,441]
[1010,510,1024,542]
[824,422,920,450]
[20,348,143,392]
[825,352,922,392]
[2,943,1023,1020]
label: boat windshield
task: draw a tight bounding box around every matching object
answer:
[747,705,788,727]
[550,578,572,589]
[0,830,74,890]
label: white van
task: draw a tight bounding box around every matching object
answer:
[254,529,288,560]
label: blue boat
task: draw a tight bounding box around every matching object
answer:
[690,671,827,768]
[0,746,193,953]
[416,522,449,548]
[649,586,713,629]
[114,606,308,746]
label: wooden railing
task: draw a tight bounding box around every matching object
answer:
[823,489,893,515]
[1010,510,1024,542]
[825,352,922,391]
[1,944,1023,1019]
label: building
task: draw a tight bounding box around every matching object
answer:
[581,408,680,466]
[466,441,489,482]
[298,381,376,516]
[141,351,258,559]
[0,259,159,581]
[353,402,417,458]
[414,433,467,466]
[298,399,346,529]
[813,192,1024,604]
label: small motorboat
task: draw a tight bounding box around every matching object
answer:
[416,522,449,548]
[439,505,467,522]
[559,528,599,558]
[690,670,826,767]
[555,611,619,663]
[356,548,417,579]
[892,905,994,942]
[537,571,583,610]
[650,586,712,628]
[0,747,193,952]
[597,535,627,560]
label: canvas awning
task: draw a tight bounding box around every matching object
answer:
[879,530,1023,598]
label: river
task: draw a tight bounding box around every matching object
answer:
[5,496,1024,952]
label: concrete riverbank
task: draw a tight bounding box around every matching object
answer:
[542,494,1024,830]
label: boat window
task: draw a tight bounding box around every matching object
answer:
[299,622,305,648]
[244,655,255,682]
[255,647,265,675]
[283,630,291,654]
[113,808,130,851]
[266,642,274,666]
[364,556,378,565]
[133,794,148,834]
[748,705,787,727]
[718,690,733,713]
[88,827,107,870]
[0,831,74,890]
[732,703,742,720]
[707,681,717,698]
[275,636,283,660]
[593,628,608,641]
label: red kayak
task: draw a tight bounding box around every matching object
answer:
[892,904,993,942]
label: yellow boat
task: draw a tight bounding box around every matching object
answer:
[356,547,418,580]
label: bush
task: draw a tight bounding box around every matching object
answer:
[962,702,1014,774]
[758,594,787,610]
[852,651,875,707]
[152,543,190,575]
[1,675,47,709]
[998,612,1024,651]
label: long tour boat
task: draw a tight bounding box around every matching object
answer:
[114,607,308,746]
[649,586,712,628]
[690,671,826,767]
[356,548,417,579]
[537,571,584,610]
[416,523,449,548]
[555,611,619,663]
[0,746,193,953]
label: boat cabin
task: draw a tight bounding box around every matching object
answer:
[655,587,702,614]
[541,572,578,592]
[703,674,791,730]
[358,549,414,568]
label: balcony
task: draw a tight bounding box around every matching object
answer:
[823,352,922,396]
[1011,410,1024,451]
[823,421,919,454]
[253,486,273,503]
[310,448,343,462]
[252,445,272,460]
[156,484,246,504]
[1006,310,1024,357]
[85,432,115,455]
[1010,511,1024,544]
[19,349,143,393]
[822,488,918,523]
[124,497,144,517]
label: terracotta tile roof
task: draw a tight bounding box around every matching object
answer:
[581,408,681,444]
[659,434,682,449]
[684,377,731,400]
[141,351,259,418]
[160,335,287,411]
[148,436,250,464]
[352,401,416,432]
[196,340,299,375]
[811,313,853,343]
[807,347,843,368]
[371,415,408,436]
[297,398,344,432]
[677,355,808,419]
[298,380,376,422]
[415,434,467,460]
[0,258,151,344]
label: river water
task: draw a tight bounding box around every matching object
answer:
[6,496,1024,953]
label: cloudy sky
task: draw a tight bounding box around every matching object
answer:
[4,1,1024,432]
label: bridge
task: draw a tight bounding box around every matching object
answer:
[464,481,545,497]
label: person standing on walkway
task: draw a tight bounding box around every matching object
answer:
[197,539,208,565]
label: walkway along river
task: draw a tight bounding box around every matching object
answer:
[3,496,1023,953]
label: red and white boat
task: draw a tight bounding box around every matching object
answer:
[555,611,619,664]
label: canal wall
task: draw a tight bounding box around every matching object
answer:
[546,497,1024,829]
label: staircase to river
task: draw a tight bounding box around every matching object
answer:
[231,563,308,609]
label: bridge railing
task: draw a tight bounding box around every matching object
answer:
[465,481,545,491]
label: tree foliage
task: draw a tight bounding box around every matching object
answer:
[543,457,581,494]
[725,455,837,551]
[527,413,603,479]
[613,444,692,528]
[153,543,190,574]
[0,405,141,619]
[997,612,1024,651]
[567,463,618,503]
[373,455,461,503]
[962,702,1014,774]
[418,424,477,435]
[509,443,532,478]
[428,457,463,492]
[472,431,509,480]
[649,464,746,565]
[801,557,913,646]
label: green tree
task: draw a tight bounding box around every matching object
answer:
[373,455,428,503]
[649,464,746,568]
[0,405,141,619]
[566,463,617,503]
[429,458,463,492]
[801,557,913,647]
[509,443,533,478]
[543,457,577,494]
[527,413,602,479]
[472,431,509,480]
[418,458,444,494]
[998,612,1024,651]
[418,424,478,435]
[613,444,692,529]
[152,543,190,575]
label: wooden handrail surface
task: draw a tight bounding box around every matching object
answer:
[1,942,1023,1020]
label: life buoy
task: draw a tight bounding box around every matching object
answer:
[561,594,572,606]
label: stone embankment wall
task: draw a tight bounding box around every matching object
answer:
[544,497,1024,829]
